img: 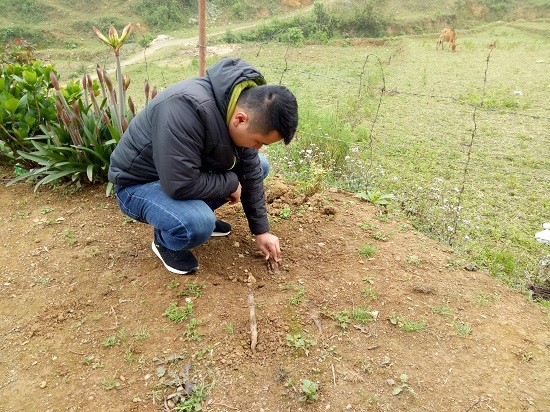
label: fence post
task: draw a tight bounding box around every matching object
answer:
[198,0,206,76]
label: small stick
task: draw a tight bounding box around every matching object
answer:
[248,291,258,353]
[267,257,281,275]
[331,362,336,386]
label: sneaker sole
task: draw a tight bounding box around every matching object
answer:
[151,241,198,275]
[211,230,231,237]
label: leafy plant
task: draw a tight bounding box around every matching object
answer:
[63,229,77,245]
[279,206,292,219]
[356,189,394,208]
[353,308,374,323]
[391,374,415,396]
[362,287,377,299]
[224,321,235,334]
[299,379,319,401]
[133,328,149,341]
[286,333,315,356]
[102,377,121,390]
[0,60,58,164]
[175,381,212,412]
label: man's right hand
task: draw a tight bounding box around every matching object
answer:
[226,183,242,204]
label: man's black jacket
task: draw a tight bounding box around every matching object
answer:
[108,58,269,235]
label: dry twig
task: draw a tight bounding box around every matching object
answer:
[267,257,281,275]
[248,291,258,353]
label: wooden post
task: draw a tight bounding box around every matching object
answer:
[198,0,206,76]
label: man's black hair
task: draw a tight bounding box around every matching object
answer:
[237,85,298,145]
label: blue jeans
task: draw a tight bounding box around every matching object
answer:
[115,154,270,252]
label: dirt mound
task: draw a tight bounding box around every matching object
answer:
[0,173,548,411]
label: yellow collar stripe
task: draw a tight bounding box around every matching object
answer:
[225,79,265,125]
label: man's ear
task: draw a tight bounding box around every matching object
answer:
[232,110,249,127]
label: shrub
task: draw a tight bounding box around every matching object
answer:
[0,61,59,165]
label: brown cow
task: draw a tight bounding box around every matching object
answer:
[437,27,457,52]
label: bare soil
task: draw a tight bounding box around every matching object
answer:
[0,168,549,412]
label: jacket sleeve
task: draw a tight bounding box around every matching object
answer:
[152,98,239,200]
[238,148,270,235]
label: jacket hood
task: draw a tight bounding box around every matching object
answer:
[206,58,266,118]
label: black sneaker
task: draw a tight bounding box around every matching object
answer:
[151,241,198,275]
[211,219,231,237]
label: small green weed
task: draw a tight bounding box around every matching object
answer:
[407,255,421,265]
[166,280,180,290]
[352,308,374,323]
[286,333,315,356]
[359,221,375,231]
[185,282,204,298]
[454,320,472,338]
[184,318,202,341]
[225,321,235,334]
[391,374,415,396]
[373,231,389,241]
[175,381,213,411]
[289,285,305,305]
[375,214,389,222]
[279,207,292,219]
[299,379,319,402]
[389,313,425,332]
[519,351,534,363]
[83,355,103,369]
[34,277,51,286]
[133,328,149,341]
[194,343,218,360]
[102,377,121,390]
[359,244,376,258]
[281,284,306,305]
[326,310,352,329]
[432,306,452,316]
[362,287,377,299]
[102,335,118,348]
[476,292,499,306]
[164,301,193,323]
[63,230,77,246]
[125,347,135,362]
